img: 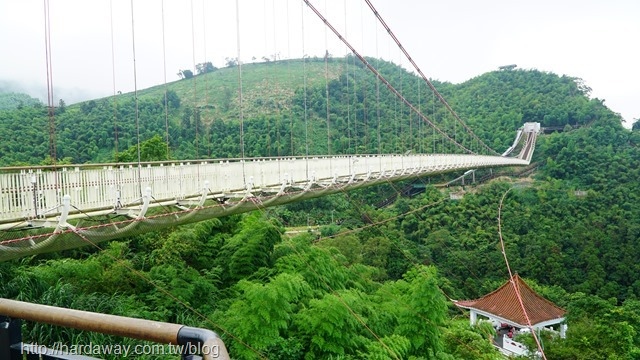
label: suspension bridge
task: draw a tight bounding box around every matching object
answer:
[0,0,540,263]
[0,126,539,262]
[0,1,550,359]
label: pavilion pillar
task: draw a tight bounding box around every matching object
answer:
[469,310,477,326]
[560,323,567,338]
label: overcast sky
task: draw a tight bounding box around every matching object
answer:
[0,0,638,127]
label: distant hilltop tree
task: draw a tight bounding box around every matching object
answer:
[114,135,169,162]
[225,57,239,68]
[196,61,217,75]
[177,69,194,79]
[58,99,66,113]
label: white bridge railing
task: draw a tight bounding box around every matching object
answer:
[0,153,528,225]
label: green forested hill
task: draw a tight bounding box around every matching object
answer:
[2,60,640,359]
[1,58,349,164]
[1,59,616,165]
[0,91,42,110]
[444,69,617,149]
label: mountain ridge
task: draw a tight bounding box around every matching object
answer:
[0,57,625,166]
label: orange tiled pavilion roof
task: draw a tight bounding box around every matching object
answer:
[455,274,565,326]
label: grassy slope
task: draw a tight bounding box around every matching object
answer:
[135,59,345,124]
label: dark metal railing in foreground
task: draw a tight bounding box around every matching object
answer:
[0,298,229,360]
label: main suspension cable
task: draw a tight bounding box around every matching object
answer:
[301,0,474,154]
[363,0,498,156]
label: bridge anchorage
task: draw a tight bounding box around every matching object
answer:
[0,123,539,262]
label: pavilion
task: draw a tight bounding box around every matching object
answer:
[454,274,566,356]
